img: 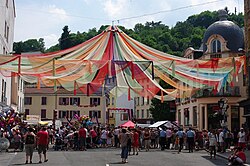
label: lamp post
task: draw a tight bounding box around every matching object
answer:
[218,98,229,127]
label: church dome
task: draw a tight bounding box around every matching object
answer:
[203,9,244,53]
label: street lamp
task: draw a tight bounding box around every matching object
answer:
[218,98,229,127]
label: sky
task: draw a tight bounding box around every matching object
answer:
[14,0,244,48]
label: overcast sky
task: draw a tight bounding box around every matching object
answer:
[14,0,244,48]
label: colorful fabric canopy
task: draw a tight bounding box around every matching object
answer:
[0,26,246,101]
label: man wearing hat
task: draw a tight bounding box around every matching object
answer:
[238,128,246,150]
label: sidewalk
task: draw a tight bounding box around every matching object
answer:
[215,148,250,166]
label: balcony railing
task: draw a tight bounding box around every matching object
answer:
[194,86,240,98]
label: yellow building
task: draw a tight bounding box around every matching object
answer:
[24,86,107,125]
[176,9,247,131]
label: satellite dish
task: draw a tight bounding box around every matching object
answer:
[0,138,10,150]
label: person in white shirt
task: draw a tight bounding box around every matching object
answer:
[238,128,246,150]
[219,130,225,153]
[166,128,172,149]
[101,128,108,148]
[208,130,217,159]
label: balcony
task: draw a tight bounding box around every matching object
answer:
[194,86,241,98]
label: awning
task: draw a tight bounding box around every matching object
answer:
[135,123,151,128]
[239,99,250,107]
[149,120,179,128]
[39,121,53,126]
[0,102,14,112]
[149,121,169,128]
[243,114,250,117]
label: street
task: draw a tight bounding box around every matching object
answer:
[0,148,228,166]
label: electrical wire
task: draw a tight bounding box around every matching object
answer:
[115,0,226,22]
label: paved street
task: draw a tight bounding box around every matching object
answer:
[0,148,228,166]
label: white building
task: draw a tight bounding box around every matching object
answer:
[0,0,24,113]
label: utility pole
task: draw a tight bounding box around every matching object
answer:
[244,0,250,97]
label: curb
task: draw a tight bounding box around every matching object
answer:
[205,149,250,166]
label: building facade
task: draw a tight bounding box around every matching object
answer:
[24,76,135,126]
[176,9,247,131]
[0,0,23,113]
[24,86,107,125]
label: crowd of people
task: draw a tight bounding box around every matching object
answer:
[0,124,249,165]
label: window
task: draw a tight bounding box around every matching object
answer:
[211,39,221,53]
[24,97,32,105]
[141,109,144,118]
[184,108,189,126]
[41,97,47,105]
[41,109,46,119]
[6,26,9,42]
[137,110,140,118]
[121,113,128,121]
[59,97,69,105]
[25,109,30,116]
[90,98,100,106]
[146,109,150,118]
[1,79,6,103]
[178,109,181,125]
[4,22,7,39]
[89,111,101,118]
[147,96,150,105]
[231,106,240,130]
[111,97,114,105]
[137,97,140,106]
[59,110,69,118]
[6,0,8,8]
[141,97,144,105]
[70,97,80,106]
[193,106,197,126]
[70,110,80,118]
[3,47,5,54]
[4,21,9,42]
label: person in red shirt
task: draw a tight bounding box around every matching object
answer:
[89,127,97,148]
[78,126,87,151]
[37,127,49,163]
[132,129,139,155]
[228,146,246,165]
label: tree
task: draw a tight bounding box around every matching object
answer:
[13,38,45,53]
[59,26,71,50]
[149,80,176,121]
[46,44,60,53]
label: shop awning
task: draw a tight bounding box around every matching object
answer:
[0,102,14,112]
[243,114,250,117]
[239,98,250,107]
[149,120,178,128]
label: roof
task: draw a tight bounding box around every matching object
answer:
[203,10,244,53]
